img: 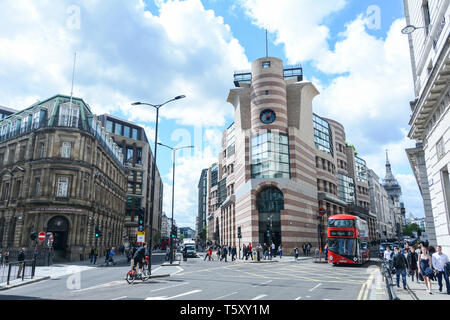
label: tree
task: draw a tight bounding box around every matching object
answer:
[402,223,422,237]
[180,234,185,242]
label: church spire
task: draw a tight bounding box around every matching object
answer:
[383,149,398,188]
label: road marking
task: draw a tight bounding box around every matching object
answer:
[214,292,238,300]
[251,294,267,300]
[145,289,202,300]
[150,282,189,292]
[363,269,378,300]
[309,283,322,292]
[111,296,127,300]
[357,283,367,300]
[253,280,273,287]
[71,280,125,293]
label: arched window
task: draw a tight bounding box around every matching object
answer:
[257,186,284,247]
[256,187,284,213]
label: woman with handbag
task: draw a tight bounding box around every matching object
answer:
[418,246,433,294]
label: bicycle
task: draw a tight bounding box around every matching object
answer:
[126,256,150,284]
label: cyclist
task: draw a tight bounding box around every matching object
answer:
[132,243,147,274]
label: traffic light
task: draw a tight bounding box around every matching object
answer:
[30,232,37,241]
[95,226,102,238]
[137,209,145,232]
[237,226,241,239]
[171,226,177,239]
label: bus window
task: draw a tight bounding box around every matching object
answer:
[360,242,368,251]
[328,219,355,228]
[328,238,357,257]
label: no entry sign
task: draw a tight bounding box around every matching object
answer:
[38,232,46,242]
[319,208,326,216]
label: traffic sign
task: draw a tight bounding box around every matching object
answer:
[137,234,145,243]
[38,232,46,242]
[319,208,326,216]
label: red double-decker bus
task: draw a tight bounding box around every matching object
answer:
[160,237,169,250]
[327,214,370,265]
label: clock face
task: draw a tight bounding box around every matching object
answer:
[260,109,276,124]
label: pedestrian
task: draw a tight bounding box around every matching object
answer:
[93,247,98,264]
[278,245,282,259]
[108,247,116,266]
[89,247,94,264]
[271,242,276,258]
[432,245,450,295]
[243,244,248,260]
[307,243,312,256]
[384,245,393,271]
[418,246,433,294]
[217,246,221,260]
[294,247,299,261]
[263,243,268,260]
[302,244,306,256]
[407,246,419,282]
[228,244,232,257]
[105,247,110,265]
[220,245,228,262]
[17,247,25,278]
[231,245,237,261]
[392,247,408,290]
[324,243,329,261]
[248,243,253,260]
[256,243,262,261]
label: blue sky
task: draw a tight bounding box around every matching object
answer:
[0,0,422,229]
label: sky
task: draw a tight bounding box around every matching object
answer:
[0,0,422,230]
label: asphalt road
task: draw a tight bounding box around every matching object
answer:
[0,256,386,300]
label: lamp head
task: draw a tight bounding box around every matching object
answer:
[174,95,186,100]
[401,25,417,34]
[131,102,142,106]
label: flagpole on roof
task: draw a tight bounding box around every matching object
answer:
[69,52,77,107]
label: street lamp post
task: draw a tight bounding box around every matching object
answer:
[158,143,194,264]
[131,95,185,274]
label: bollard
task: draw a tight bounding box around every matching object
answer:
[7,263,11,285]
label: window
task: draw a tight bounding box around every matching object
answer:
[3,183,9,200]
[39,143,45,158]
[56,177,69,197]
[251,131,290,179]
[58,103,79,128]
[13,180,21,199]
[123,125,130,138]
[61,142,71,158]
[132,128,138,140]
[20,115,29,133]
[35,178,40,196]
[313,114,333,155]
[136,148,142,165]
[135,183,142,195]
[262,61,271,68]
[106,120,113,133]
[32,111,40,129]
[422,1,431,35]
[126,147,134,164]
[115,123,122,135]
[436,137,445,161]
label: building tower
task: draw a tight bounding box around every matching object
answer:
[382,150,405,238]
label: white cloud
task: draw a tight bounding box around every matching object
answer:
[0,0,249,127]
[239,0,347,64]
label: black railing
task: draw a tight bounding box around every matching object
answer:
[380,259,399,300]
[0,260,35,286]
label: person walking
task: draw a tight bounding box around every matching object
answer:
[204,246,212,261]
[278,245,283,259]
[407,246,419,282]
[392,247,408,290]
[302,244,306,256]
[17,248,25,278]
[271,242,276,258]
[108,247,116,266]
[105,247,110,265]
[432,245,450,294]
[248,243,253,261]
[89,247,95,264]
[231,245,237,261]
[418,246,433,294]
[307,243,312,256]
[324,243,329,261]
[228,244,232,257]
[220,246,228,262]
[384,245,393,271]
[217,246,221,260]
[294,247,299,261]
[243,244,248,260]
[263,243,268,260]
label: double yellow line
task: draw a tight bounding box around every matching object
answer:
[357,268,378,300]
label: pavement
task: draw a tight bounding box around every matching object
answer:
[391,273,450,300]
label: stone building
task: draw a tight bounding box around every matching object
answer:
[98,114,163,247]
[0,94,127,262]
[403,0,449,253]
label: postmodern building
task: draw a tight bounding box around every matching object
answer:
[0,95,127,262]
[403,0,449,253]
[201,56,382,254]
[98,114,163,246]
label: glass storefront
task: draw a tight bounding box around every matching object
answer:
[313,114,333,155]
[257,187,284,247]
[251,131,290,179]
